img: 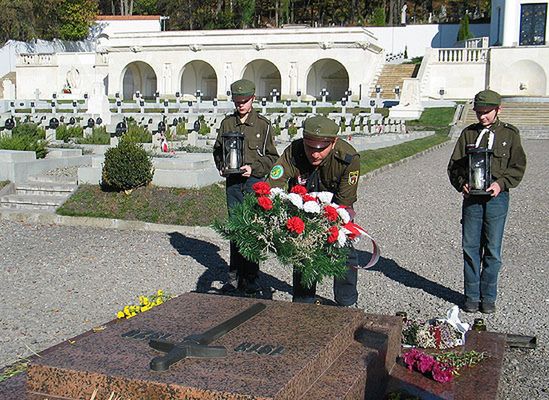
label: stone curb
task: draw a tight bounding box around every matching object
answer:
[1,141,452,239]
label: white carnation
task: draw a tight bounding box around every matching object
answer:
[315,191,334,204]
[287,193,303,209]
[303,201,321,214]
[337,207,351,223]
[269,187,286,199]
[337,229,347,247]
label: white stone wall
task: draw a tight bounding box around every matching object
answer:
[367,23,490,58]
[489,46,549,95]
[16,53,100,99]
[104,27,384,101]
[92,17,161,37]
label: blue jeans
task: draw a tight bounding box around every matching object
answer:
[461,191,509,304]
[226,175,262,281]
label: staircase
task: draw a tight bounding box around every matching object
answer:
[460,101,549,138]
[370,64,419,98]
[0,175,77,212]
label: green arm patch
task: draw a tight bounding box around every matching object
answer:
[270,165,284,180]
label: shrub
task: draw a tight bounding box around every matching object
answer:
[75,126,110,145]
[56,125,84,142]
[101,138,154,191]
[0,135,48,159]
[12,123,45,140]
[124,122,152,143]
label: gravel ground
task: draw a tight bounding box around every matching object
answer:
[0,139,547,399]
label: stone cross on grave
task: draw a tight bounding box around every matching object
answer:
[148,302,266,371]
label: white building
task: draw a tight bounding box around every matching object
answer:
[9,0,549,105]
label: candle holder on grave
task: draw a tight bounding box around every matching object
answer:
[221,131,245,176]
[467,145,493,195]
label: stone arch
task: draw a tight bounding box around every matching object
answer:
[502,60,547,96]
[121,61,157,99]
[242,59,281,99]
[306,59,349,101]
[180,60,218,100]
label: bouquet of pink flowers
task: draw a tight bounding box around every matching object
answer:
[214,182,379,288]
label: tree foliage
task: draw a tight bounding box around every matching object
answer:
[0,0,98,43]
[0,0,492,44]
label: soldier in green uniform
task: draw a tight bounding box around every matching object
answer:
[213,79,279,295]
[267,115,361,306]
[448,89,526,314]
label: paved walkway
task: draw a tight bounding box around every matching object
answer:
[0,139,547,399]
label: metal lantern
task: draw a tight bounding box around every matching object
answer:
[221,131,245,176]
[467,145,493,194]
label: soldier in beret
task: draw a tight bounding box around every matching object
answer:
[213,79,279,295]
[267,115,361,306]
[448,89,526,314]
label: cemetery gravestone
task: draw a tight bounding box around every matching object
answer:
[24,292,401,400]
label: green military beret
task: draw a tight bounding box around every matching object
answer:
[231,79,255,101]
[473,89,501,112]
[303,115,339,149]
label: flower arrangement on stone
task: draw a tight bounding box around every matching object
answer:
[213,182,379,288]
[402,348,486,383]
[402,306,469,349]
[116,290,171,319]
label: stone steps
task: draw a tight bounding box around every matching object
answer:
[463,102,549,127]
[0,179,77,212]
[371,64,418,98]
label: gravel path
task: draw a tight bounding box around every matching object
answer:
[0,139,547,399]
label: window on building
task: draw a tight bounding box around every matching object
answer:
[519,3,547,45]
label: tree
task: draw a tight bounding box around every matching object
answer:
[457,13,473,42]
[0,0,37,43]
[371,6,386,26]
[58,0,99,40]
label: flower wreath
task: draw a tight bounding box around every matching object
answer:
[214,182,380,288]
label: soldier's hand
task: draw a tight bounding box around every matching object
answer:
[462,183,470,198]
[486,182,501,197]
[240,165,252,177]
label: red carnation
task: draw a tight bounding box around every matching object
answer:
[286,216,305,234]
[257,196,273,211]
[252,181,271,196]
[327,226,339,243]
[302,194,316,203]
[290,185,307,195]
[324,205,339,222]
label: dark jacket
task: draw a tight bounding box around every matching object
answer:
[448,119,526,192]
[213,109,278,179]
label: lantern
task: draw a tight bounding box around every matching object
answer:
[221,131,245,175]
[467,145,493,194]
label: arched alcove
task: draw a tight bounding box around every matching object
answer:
[180,60,218,99]
[242,60,281,99]
[503,60,547,96]
[121,61,157,99]
[306,59,349,101]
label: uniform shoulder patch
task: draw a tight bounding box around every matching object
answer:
[270,165,284,180]
[348,170,359,185]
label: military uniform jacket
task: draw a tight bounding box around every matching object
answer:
[447,118,526,192]
[213,108,278,179]
[267,139,360,207]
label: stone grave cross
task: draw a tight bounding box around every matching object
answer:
[149,302,266,371]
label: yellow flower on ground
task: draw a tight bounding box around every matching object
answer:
[117,311,125,319]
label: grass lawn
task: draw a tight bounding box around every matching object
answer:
[57,107,454,226]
